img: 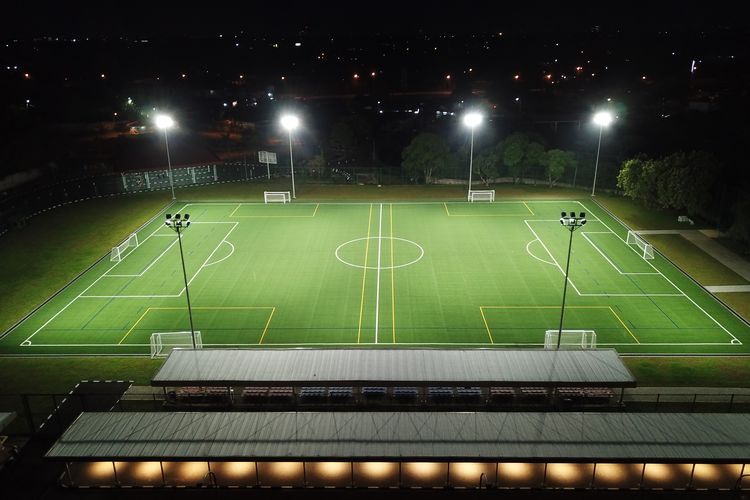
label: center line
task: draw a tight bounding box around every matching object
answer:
[375,203,383,343]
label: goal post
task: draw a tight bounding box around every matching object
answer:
[468,190,495,202]
[626,231,654,260]
[150,331,202,358]
[264,191,291,203]
[544,330,597,349]
[110,233,139,262]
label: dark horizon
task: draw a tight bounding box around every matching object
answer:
[3,1,749,38]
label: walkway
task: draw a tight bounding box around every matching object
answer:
[636,229,750,283]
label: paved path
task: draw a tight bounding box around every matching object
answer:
[705,285,750,293]
[636,229,750,283]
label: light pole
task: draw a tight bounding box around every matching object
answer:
[556,211,587,349]
[280,114,300,199]
[165,213,197,349]
[155,114,176,200]
[462,112,482,200]
[591,111,613,197]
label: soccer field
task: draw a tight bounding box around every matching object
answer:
[2,199,749,356]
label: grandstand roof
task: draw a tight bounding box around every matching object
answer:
[151,348,635,387]
[0,412,15,432]
[46,411,750,461]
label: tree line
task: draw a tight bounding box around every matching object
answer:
[401,131,578,187]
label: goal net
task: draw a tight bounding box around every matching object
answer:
[150,331,202,358]
[544,330,597,349]
[110,233,139,262]
[264,191,291,203]
[626,231,655,260]
[468,190,495,202]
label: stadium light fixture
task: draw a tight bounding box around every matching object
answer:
[591,111,613,197]
[280,114,300,199]
[165,213,197,349]
[462,112,483,200]
[556,211,586,349]
[155,114,176,200]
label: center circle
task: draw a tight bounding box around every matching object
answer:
[335,237,424,270]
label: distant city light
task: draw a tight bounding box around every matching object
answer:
[294,42,302,47]
[239,74,244,79]
[445,74,451,80]
[513,74,520,80]
[100,74,106,79]
[545,74,552,80]
[181,74,186,79]
[353,73,360,79]
[370,71,376,77]
[281,76,286,80]
[641,75,647,80]
[24,73,30,79]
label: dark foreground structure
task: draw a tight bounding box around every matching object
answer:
[49,411,750,490]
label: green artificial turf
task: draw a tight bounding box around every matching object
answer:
[3,197,748,356]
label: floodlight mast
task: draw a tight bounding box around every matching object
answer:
[155,114,176,200]
[280,115,300,199]
[556,211,587,349]
[165,213,196,348]
[463,112,483,200]
[591,111,613,197]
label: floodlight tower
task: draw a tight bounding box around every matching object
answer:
[155,114,176,200]
[591,111,613,197]
[556,211,587,349]
[280,114,300,199]
[165,213,197,349]
[462,112,483,200]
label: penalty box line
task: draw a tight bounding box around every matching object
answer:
[579,200,741,345]
[480,305,641,344]
[19,202,192,346]
[118,306,276,345]
[229,203,319,218]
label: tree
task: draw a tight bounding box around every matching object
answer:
[499,133,527,183]
[401,133,452,184]
[473,149,499,186]
[616,156,659,206]
[498,133,545,183]
[543,149,576,187]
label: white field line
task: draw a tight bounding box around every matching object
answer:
[21,203,192,345]
[581,232,659,276]
[374,203,383,344]
[580,201,741,344]
[523,220,582,296]
[105,235,180,277]
[203,241,235,267]
[21,341,739,348]
[183,222,239,291]
[182,200,604,208]
[525,239,556,266]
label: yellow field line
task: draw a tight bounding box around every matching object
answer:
[608,306,640,344]
[390,203,396,344]
[523,201,535,215]
[258,307,276,344]
[229,203,242,217]
[479,307,494,344]
[118,308,151,344]
[443,202,451,216]
[357,204,373,343]
[480,305,640,344]
[229,203,318,218]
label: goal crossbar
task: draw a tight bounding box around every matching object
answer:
[264,191,291,203]
[468,190,495,202]
[110,233,139,262]
[626,231,654,260]
[150,331,202,358]
[544,329,597,349]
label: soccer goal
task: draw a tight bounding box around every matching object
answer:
[150,331,202,358]
[544,330,597,349]
[264,191,292,203]
[468,190,495,202]
[626,231,655,260]
[110,233,139,262]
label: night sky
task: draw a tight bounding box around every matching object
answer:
[3,1,747,37]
